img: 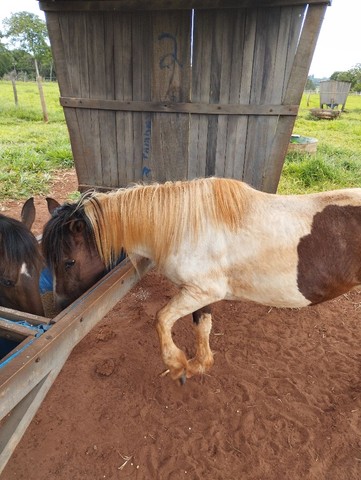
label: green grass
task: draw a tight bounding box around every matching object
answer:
[0,81,360,200]
[278,93,361,194]
[0,80,73,200]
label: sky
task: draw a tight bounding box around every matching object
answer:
[0,0,359,79]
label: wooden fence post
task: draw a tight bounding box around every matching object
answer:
[10,71,18,107]
[34,58,48,123]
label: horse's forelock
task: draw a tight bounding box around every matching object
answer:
[42,202,95,268]
[0,215,41,269]
[83,195,122,269]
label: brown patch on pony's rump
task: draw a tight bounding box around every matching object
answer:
[297,205,361,304]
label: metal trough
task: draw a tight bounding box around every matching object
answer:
[0,256,152,474]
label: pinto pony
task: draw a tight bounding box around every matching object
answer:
[42,177,361,382]
[0,198,44,316]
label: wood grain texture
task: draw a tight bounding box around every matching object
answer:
[44,2,329,191]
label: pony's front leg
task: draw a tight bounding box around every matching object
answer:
[156,289,215,383]
[188,306,214,377]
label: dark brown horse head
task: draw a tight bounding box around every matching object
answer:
[42,198,107,311]
[0,198,44,316]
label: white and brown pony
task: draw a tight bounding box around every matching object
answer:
[0,198,44,316]
[42,177,361,383]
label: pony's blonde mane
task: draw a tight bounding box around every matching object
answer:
[83,177,253,268]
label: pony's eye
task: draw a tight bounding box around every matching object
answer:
[0,278,15,288]
[65,259,76,270]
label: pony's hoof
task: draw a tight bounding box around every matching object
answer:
[159,368,186,385]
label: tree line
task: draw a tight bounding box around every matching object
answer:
[330,64,361,92]
[0,12,54,80]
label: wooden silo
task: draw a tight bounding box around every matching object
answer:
[320,80,351,111]
[39,0,330,193]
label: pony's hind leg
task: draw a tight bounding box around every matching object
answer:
[156,289,217,383]
[187,306,214,377]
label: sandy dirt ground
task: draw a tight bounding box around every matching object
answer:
[2,170,361,480]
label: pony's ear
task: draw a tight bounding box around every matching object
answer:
[21,197,36,230]
[46,197,61,214]
[69,219,85,234]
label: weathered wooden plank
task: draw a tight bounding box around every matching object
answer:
[223,10,246,179]
[60,97,298,115]
[204,11,219,176]
[149,11,191,182]
[243,7,282,188]
[78,183,118,192]
[213,10,231,177]
[233,9,257,180]
[100,14,118,188]
[0,307,51,326]
[283,4,328,105]
[214,9,261,179]
[45,13,82,188]
[55,12,91,188]
[259,5,304,191]
[0,366,64,476]
[87,13,106,187]
[263,3,327,192]
[282,5,304,99]
[257,7,286,188]
[241,5,307,191]
[39,0,331,13]
[271,7,291,104]
[189,10,213,178]
[133,14,152,183]
[70,13,95,188]
[44,13,69,94]
[254,6,291,189]
[114,12,134,186]
[0,320,36,342]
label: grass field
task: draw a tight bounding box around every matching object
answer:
[278,93,361,194]
[0,80,360,201]
[0,80,71,200]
